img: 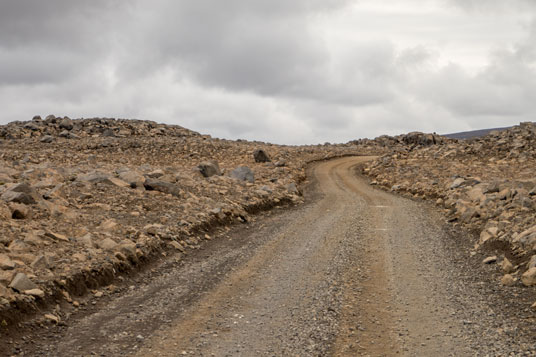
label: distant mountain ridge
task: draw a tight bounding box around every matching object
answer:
[443,126,513,140]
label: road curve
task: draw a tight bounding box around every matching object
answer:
[10,156,535,356]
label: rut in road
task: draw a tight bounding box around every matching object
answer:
[15,157,534,356]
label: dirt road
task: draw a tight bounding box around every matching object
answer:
[6,156,535,356]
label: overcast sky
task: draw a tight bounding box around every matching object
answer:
[1,0,535,144]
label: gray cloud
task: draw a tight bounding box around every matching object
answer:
[0,0,535,144]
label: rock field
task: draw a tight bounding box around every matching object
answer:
[1,115,535,326]
[0,115,380,322]
[363,123,536,292]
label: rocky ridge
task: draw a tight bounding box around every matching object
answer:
[363,123,536,293]
[0,115,382,325]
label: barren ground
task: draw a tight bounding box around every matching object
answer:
[3,156,535,356]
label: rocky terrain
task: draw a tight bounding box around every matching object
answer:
[0,115,382,327]
[1,114,535,341]
[363,123,536,296]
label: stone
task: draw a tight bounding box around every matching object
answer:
[521,267,536,287]
[0,254,15,270]
[119,170,145,188]
[77,233,95,248]
[230,166,254,183]
[1,183,38,205]
[253,149,271,163]
[59,118,74,130]
[76,171,113,184]
[8,273,38,292]
[98,238,118,251]
[44,314,60,324]
[31,255,51,270]
[146,169,165,178]
[45,231,69,242]
[500,258,514,273]
[528,255,536,269]
[108,177,130,188]
[144,178,181,196]
[500,274,516,287]
[40,135,54,143]
[198,161,221,177]
[24,288,45,298]
[99,219,118,231]
[482,256,497,264]
[169,241,186,252]
[450,178,465,189]
[9,203,30,219]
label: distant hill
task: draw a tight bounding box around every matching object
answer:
[443,126,512,140]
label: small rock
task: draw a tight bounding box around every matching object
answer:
[44,314,60,324]
[253,149,271,163]
[24,288,45,298]
[500,258,514,273]
[98,238,118,251]
[40,135,54,143]
[500,274,516,287]
[528,255,536,269]
[9,273,38,292]
[0,254,15,270]
[9,203,30,219]
[521,267,536,287]
[45,231,69,242]
[482,256,497,264]
[197,161,221,178]
[450,178,465,189]
[59,118,74,131]
[230,166,254,183]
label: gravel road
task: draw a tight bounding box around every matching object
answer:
[4,156,535,356]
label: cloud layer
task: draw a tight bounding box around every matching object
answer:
[0,0,535,144]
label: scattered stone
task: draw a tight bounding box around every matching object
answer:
[143,178,181,196]
[98,238,118,251]
[500,258,514,273]
[8,273,38,292]
[44,314,60,324]
[521,267,536,287]
[254,149,271,163]
[198,161,221,177]
[230,166,254,183]
[9,203,30,219]
[40,135,54,143]
[24,288,45,298]
[0,254,15,270]
[59,117,74,131]
[482,256,497,264]
[500,274,516,287]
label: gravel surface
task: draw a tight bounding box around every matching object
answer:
[3,156,535,356]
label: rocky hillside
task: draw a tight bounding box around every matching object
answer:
[0,115,381,322]
[363,123,536,290]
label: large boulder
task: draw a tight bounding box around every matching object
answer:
[230,166,255,183]
[198,161,221,178]
[253,149,271,163]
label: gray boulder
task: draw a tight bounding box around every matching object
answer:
[143,178,181,196]
[198,161,221,177]
[253,149,271,163]
[230,166,254,183]
[59,117,74,131]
